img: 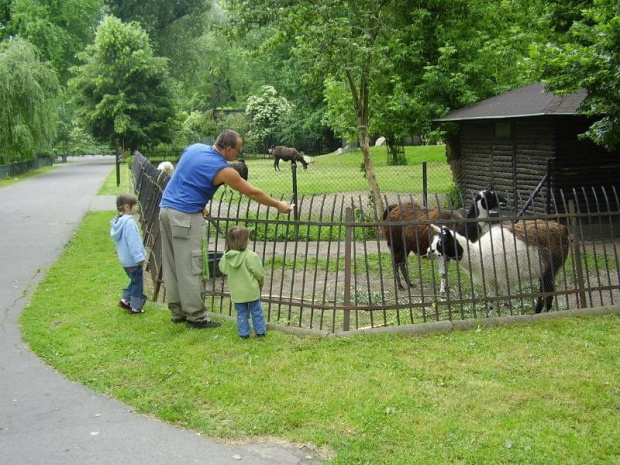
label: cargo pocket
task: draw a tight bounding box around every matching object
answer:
[171,216,191,239]
[191,250,204,276]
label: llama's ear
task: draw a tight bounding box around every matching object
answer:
[430,224,442,234]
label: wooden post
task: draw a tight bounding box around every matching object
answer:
[291,159,299,221]
[422,162,428,209]
[115,139,121,187]
[343,207,353,331]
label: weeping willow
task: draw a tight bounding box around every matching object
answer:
[0,37,59,164]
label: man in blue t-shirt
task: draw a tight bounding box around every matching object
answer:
[159,129,293,329]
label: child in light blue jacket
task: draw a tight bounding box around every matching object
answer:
[111,194,147,314]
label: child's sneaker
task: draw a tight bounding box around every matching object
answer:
[118,300,131,311]
[126,307,144,314]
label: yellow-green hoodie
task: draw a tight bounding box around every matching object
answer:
[218,249,265,303]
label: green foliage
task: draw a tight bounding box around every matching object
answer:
[322,76,357,143]
[0,37,59,164]
[4,0,102,84]
[534,0,620,150]
[174,110,217,147]
[103,0,209,55]
[444,183,464,210]
[69,15,178,151]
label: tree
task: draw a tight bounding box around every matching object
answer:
[3,0,103,83]
[534,0,620,150]
[103,0,210,58]
[230,0,390,217]
[0,37,59,163]
[68,16,178,151]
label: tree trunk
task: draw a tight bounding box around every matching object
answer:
[346,68,384,219]
[359,126,384,220]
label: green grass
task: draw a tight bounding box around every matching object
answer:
[219,145,452,197]
[99,162,132,195]
[0,165,58,188]
[20,210,620,464]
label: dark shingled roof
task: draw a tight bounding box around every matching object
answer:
[434,82,587,122]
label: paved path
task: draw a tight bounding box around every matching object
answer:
[0,156,318,464]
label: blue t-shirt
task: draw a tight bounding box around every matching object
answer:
[160,143,229,213]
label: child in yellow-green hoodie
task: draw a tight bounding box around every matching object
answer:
[219,226,266,339]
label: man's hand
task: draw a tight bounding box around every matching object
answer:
[277,202,294,214]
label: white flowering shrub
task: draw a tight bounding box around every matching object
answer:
[245,86,293,149]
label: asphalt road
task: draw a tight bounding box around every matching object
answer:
[0,156,319,465]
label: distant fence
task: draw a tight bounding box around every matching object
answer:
[138,147,456,206]
[0,156,55,179]
[132,151,620,335]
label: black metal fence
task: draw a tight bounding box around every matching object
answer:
[132,151,620,335]
[0,156,56,179]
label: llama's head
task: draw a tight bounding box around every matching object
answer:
[157,161,175,176]
[427,225,464,261]
[473,188,508,218]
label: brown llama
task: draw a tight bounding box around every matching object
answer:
[273,145,308,171]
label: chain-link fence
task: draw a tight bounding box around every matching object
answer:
[132,151,620,335]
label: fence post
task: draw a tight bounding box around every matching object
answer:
[291,159,299,221]
[569,200,586,308]
[343,207,352,332]
[546,158,552,214]
[115,139,121,187]
[422,162,428,209]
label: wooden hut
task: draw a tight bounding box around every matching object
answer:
[435,83,620,214]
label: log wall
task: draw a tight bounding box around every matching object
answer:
[449,116,620,214]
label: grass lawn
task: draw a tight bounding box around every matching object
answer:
[99,160,132,195]
[20,210,620,464]
[220,145,452,197]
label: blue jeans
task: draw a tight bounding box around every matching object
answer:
[234,300,266,337]
[123,266,147,310]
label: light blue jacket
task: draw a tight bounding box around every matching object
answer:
[110,214,147,267]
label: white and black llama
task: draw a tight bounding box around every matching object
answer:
[427,220,570,314]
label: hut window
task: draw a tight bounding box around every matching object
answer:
[495,121,511,138]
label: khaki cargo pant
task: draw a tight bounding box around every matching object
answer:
[159,207,209,323]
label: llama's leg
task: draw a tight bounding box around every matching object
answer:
[398,261,412,288]
[274,158,279,171]
[536,269,555,313]
[438,258,448,294]
[487,293,499,318]
[391,255,405,290]
[398,253,416,288]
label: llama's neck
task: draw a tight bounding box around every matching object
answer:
[459,199,490,240]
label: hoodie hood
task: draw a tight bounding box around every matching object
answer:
[110,214,132,241]
[110,214,147,267]
[222,249,248,268]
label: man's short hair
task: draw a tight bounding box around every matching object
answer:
[215,130,240,149]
